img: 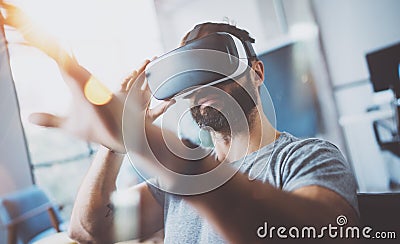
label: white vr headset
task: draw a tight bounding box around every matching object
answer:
[145,32,256,100]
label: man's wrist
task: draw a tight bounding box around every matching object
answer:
[109,149,126,157]
[99,145,126,159]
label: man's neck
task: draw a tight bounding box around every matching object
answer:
[212,106,278,163]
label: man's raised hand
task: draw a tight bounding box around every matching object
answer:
[1,3,175,153]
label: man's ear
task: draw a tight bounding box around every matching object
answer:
[252,60,264,86]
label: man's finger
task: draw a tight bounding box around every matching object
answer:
[121,71,136,92]
[132,60,150,89]
[0,2,17,15]
[124,60,151,91]
[126,70,138,91]
[1,3,30,29]
[141,77,149,91]
[138,59,150,74]
[148,99,176,121]
[29,112,63,128]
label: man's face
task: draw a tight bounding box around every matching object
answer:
[189,73,258,136]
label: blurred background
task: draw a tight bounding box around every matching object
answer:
[1,0,400,241]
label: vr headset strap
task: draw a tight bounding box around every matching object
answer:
[186,27,202,43]
[244,40,256,59]
[186,25,257,59]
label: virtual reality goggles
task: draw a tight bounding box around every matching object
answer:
[145,32,256,100]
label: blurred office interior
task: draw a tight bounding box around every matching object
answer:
[0,0,399,242]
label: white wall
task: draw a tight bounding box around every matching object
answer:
[312,0,400,192]
[312,0,400,87]
[154,0,285,54]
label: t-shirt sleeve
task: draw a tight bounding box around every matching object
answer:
[147,178,166,207]
[281,139,359,215]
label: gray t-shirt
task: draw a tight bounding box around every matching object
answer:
[148,132,359,244]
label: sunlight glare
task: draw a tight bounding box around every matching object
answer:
[84,75,113,105]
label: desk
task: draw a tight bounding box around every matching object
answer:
[116,230,163,244]
[32,232,77,244]
[31,230,164,244]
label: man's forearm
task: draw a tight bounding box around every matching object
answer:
[183,172,357,243]
[136,123,358,243]
[69,145,124,242]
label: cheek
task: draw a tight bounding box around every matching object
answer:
[186,95,197,106]
[211,84,235,98]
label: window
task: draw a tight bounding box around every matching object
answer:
[5,0,163,218]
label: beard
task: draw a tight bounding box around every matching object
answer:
[190,76,258,137]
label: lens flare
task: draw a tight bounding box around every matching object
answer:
[84,76,112,105]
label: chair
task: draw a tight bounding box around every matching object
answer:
[0,186,64,244]
[357,193,400,233]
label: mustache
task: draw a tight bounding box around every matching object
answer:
[190,105,231,135]
[189,78,258,136]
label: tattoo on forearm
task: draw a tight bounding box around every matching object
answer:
[105,203,114,218]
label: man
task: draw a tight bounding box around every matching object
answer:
[2,4,358,243]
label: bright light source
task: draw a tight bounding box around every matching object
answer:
[84,75,113,105]
[7,0,161,111]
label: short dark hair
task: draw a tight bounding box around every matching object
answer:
[182,22,258,62]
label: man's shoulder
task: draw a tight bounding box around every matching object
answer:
[246,132,344,171]
[274,132,342,158]
[267,132,348,177]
